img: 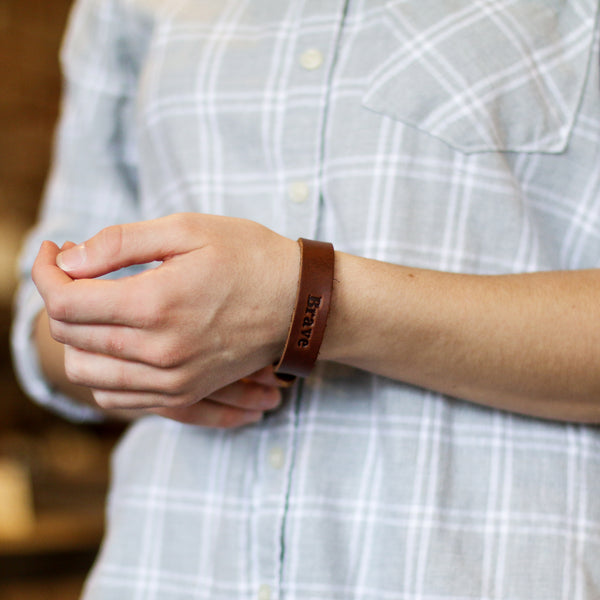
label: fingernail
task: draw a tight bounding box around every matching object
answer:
[57,244,86,271]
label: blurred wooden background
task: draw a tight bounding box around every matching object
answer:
[0,0,70,423]
[1,2,119,597]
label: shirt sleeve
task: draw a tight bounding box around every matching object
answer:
[11,0,142,421]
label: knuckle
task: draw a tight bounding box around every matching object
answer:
[48,319,66,343]
[31,263,43,286]
[161,369,191,395]
[144,345,164,368]
[46,294,69,322]
[136,295,168,329]
[213,409,250,429]
[64,356,84,385]
[96,225,124,262]
[146,341,186,369]
[136,307,158,330]
[161,346,186,369]
[110,362,128,389]
[104,334,125,357]
[169,213,196,238]
[169,394,195,409]
[92,391,117,411]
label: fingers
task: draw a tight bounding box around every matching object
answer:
[209,379,281,410]
[55,214,202,279]
[36,216,215,327]
[34,241,119,324]
[33,241,74,300]
[91,382,279,427]
[45,276,155,325]
[36,246,166,327]
[49,320,155,363]
[53,315,294,391]
[64,346,187,396]
[66,346,282,408]
[149,402,264,429]
[93,382,282,427]
[34,217,296,431]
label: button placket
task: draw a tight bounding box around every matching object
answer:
[251,404,298,600]
[281,28,331,238]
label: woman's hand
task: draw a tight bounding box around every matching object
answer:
[32,213,299,427]
[34,210,600,426]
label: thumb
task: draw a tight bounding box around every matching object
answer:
[60,240,77,251]
[55,216,198,278]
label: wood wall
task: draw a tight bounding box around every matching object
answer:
[1,5,116,597]
[0,0,74,427]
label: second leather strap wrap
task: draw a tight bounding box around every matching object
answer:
[274,238,335,379]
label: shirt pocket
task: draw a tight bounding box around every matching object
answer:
[361,0,598,153]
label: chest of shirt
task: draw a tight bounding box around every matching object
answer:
[122,0,600,271]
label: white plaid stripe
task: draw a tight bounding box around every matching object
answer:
[11,0,600,598]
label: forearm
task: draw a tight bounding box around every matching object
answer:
[33,214,600,425]
[320,252,600,423]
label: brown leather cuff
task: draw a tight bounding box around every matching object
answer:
[274,238,335,379]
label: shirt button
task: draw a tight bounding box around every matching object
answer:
[258,584,272,600]
[268,447,285,470]
[288,181,310,203]
[299,48,324,70]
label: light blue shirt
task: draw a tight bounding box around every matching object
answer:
[12,0,600,598]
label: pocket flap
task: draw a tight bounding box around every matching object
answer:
[362,0,598,153]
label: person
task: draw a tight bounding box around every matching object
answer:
[11,0,600,598]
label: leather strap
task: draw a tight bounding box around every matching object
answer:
[274,238,335,379]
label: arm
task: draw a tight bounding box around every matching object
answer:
[321,253,600,423]
[33,213,600,426]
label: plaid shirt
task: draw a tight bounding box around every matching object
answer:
[12,0,600,598]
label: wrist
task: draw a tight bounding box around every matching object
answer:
[318,251,356,364]
[319,252,396,368]
[274,238,335,378]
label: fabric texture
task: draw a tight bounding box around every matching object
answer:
[11,0,600,598]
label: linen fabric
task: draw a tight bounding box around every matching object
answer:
[11,0,600,598]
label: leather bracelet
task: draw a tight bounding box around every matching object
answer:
[274,238,335,379]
